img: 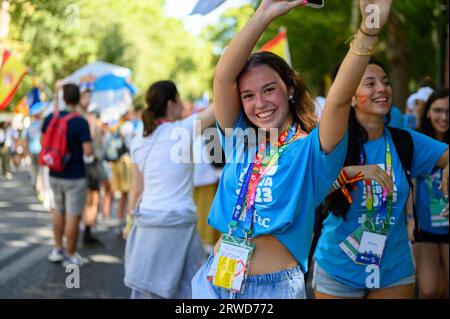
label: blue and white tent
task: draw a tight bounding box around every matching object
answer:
[62,61,137,123]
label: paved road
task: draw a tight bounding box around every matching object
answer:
[0,170,130,298]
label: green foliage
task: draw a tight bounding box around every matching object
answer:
[203,0,448,96]
[4,0,448,112]
[5,0,215,112]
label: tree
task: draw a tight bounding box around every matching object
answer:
[4,0,216,111]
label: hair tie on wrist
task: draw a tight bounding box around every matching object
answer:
[359,27,380,37]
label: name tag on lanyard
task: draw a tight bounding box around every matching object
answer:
[207,235,254,292]
[340,136,393,267]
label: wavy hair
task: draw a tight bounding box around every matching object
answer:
[237,51,317,133]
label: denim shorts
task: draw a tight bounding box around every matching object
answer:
[312,262,416,298]
[191,254,305,299]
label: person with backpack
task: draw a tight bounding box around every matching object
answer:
[311,58,449,299]
[42,83,94,267]
[414,88,449,298]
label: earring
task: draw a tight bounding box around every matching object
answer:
[289,96,293,101]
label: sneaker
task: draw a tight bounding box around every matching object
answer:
[48,248,64,263]
[62,253,89,267]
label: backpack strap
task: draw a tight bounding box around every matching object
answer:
[62,112,78,123]
[387,126,414,188]
[305,205,327,282]
[386,126,419,235]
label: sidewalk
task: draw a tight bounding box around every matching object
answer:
[0,170,130,298]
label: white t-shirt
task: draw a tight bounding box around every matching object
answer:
[130,114,198,213]
[193,135,220,187]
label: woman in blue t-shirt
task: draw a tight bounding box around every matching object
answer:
[312,61,449,299]
[191,0,394,299]
[414,88,449,298]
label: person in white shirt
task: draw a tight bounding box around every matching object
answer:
[124,80,215,299]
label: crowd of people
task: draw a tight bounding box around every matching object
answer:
[2,0,448,300]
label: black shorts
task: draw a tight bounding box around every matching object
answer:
[414,229,449,244]
[85,161,101,191]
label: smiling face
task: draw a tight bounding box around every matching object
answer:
[238,64,294,132]
[427,96,449,136]
[353,64,393,117]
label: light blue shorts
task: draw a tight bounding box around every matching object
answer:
[191,254,305,299]
[312,261,416,298]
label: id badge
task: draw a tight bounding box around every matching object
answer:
[355,231,387,266]
[207,234,254,293]
[430,198,449,228]
[339,224,365,263]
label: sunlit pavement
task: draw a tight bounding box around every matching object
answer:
[0,170,130,298]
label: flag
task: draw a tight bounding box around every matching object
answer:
[0,50,28,111]
[12,87,43,116]
[13,97,28,116]
[191,0,226,15]
[26,87,41,108]
[1,49,10,69]
[259,28,292,66]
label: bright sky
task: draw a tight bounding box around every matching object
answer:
[164,0,250,35]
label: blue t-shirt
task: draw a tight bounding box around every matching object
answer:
[26,120,43,154]
[389,106,404,129]
[314,128,448,288]
[208,113,348,273]
[416,168,449,235]
[403,114,416,129]
[42,111,92,179]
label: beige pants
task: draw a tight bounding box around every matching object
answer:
[111,154,132,193]
[194,183,221,246]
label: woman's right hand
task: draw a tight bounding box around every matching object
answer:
[256,0,306,23]
[349,164,394,192]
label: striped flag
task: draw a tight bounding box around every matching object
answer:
[191,0,226,15]
[13,97,28,116]
[259,28,292,66]
[0,50,28,111]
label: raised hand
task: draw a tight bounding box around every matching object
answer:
[359,0,394,35]
[257,0,306,24]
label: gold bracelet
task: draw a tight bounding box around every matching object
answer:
[350,41,373,56]
[349,37,376,56]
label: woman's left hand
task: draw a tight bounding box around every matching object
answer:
[440,163,449,198]
[256,0,307,23]
[441,203,449,218]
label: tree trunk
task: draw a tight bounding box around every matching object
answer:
[383,11,410,113]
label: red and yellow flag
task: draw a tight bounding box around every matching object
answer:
[13,97,29,116]
[0,50,28,111]
[259,28,292,66]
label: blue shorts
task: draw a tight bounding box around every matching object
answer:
[192,254,305,299]
[312,261,416,298]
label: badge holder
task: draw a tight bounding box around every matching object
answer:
[340,221,388,266]
[207,227,255,294]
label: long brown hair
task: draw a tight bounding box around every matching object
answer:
[142,80,179,137]
[237,51,317,133]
